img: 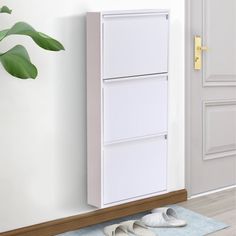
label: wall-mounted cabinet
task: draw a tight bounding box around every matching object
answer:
[87,10,169,208]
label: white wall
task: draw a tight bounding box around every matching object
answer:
[0,0,185,232]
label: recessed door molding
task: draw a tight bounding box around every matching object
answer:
[203,100,236,160]
[202,0,236,87]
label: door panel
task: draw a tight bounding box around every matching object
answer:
[203,101,236,160]
[189,0,236,196]
[203,0,236,86]
[103,14,168,79]
[103,76,167,143]
[103,137,167,204]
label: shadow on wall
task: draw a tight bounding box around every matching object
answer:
[53,14,94,213]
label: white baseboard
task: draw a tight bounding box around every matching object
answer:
[188,185,236,200]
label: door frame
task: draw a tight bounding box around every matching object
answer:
[185,0,193,197]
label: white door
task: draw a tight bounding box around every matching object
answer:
[187,0,236,196]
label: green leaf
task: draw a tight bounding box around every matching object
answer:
[0,29,9,41]
[0,6,12,14]
[0,22,65,51]
[0,45,38,79]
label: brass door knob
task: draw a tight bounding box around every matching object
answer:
[194,36,208,70]
[197,46,208,51]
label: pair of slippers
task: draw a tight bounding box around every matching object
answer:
[104,220,154,236]
[104,207,187,236]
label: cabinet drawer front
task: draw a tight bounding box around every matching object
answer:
[104,76,168,143]
[103,14,169,79]
[103,137,167,205]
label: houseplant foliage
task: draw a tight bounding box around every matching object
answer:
[0,5,64,79]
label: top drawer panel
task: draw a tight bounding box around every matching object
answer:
[103,13,169,79]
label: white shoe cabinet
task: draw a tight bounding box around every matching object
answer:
[87,10,169,208]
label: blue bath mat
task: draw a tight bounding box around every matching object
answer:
[58,205,229,236]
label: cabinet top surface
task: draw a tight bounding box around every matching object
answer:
[87,9,169,16]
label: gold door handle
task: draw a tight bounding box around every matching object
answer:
[194,36,208,70]
[197,46,208,51]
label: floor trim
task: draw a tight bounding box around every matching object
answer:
[1,189,187,236]
[189,185,236,199]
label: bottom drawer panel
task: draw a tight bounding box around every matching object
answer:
[103,136,167,205]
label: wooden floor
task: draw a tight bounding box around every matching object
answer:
[179,188,236,235]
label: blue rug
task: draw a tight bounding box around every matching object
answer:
[58,205,229,236]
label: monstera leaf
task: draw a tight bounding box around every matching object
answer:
[0,6,12,14]
[0,5,64,79]
[0,22,64,51]
[0,45,38,79]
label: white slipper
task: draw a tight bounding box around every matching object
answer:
[121,220,156,236]
[151,207,187,227]
[142,211,187,228]
[103,224,129,236]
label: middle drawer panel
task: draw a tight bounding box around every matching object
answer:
[103,75,168,143]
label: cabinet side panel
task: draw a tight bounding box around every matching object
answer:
[87,12,102,207]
